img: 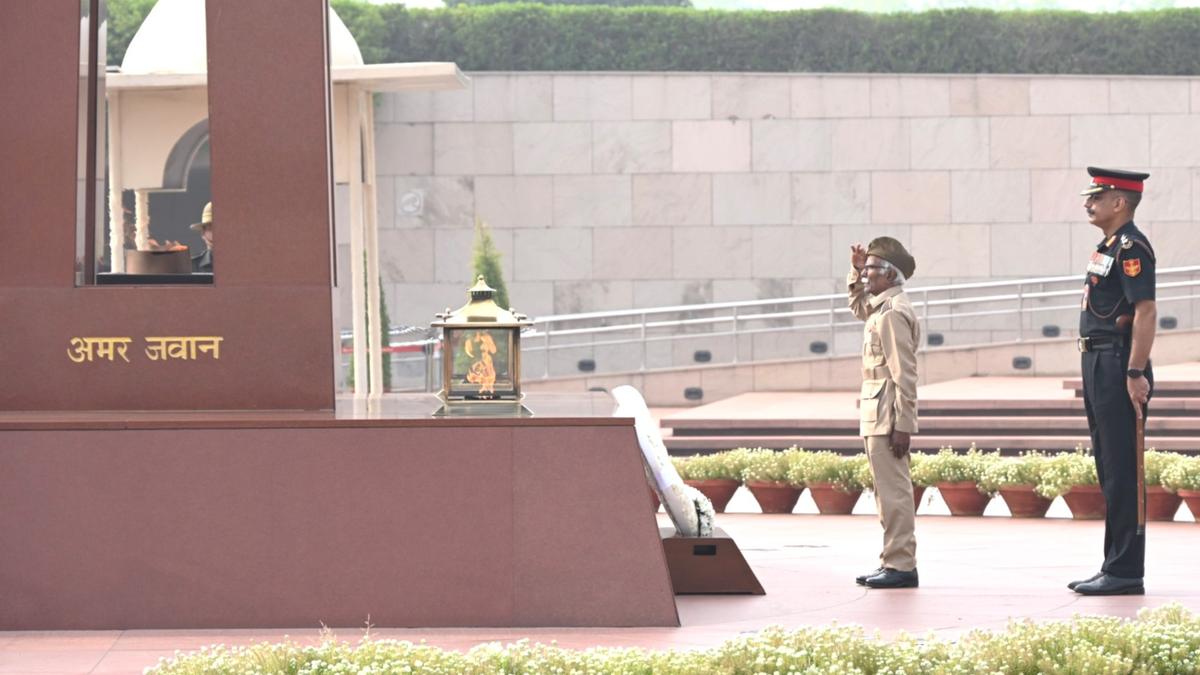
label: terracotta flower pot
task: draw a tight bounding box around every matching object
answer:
[936,481,991,517]
[1178,489,1200,522]
[746,480,803,514]
[807,482,862,515]
[1146,486,1182,521]
[998,484,1053,518]
[912,485,926,511]
[684,479,740,513]
[648,486,661,512]
[1063,485,1107,520]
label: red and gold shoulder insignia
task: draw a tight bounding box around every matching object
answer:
[1123,258,1142,277]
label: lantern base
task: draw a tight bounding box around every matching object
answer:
[432,398,533,418]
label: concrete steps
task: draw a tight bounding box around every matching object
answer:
[661,368,1200,455]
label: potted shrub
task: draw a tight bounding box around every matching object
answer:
[1162,455,1200,523]
[741,447,805,514]
[1145,450,1185,521]
[912,446,997,516]
[978,452,1053,518]
[1038,449,1103,520]
[673,449,746,513]
[908,452,930,510]
[788,451,867,515]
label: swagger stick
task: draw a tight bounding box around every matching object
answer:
[1135,407,1146,536]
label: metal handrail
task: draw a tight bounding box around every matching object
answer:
[521,266,1200,379]
[345,266,1200,390]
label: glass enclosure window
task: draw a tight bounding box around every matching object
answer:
[446,328,516,400]
[77,0,214,286]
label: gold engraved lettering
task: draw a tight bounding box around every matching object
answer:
[144,337,170,361]
[164,337,198,361]
[194,336,223,360]
[68,337,132,363]
[67,337,93,363]
[143,336,223,361]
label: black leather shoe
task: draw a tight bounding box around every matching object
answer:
[1068,571,1103,591]
[855,567,883,586]
[1074,574,1144,596]
[864,567,919,589]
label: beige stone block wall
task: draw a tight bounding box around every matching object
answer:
[592,121,671,174]
[362,72,1200,351]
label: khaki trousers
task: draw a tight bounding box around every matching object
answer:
[864,434,917,571]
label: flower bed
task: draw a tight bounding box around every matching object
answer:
[146,604,1200,674]
[668,447,1198,520]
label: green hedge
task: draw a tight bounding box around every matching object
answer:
[147,604,1200,674]
[107,2,1200,75]
[358,5,1200,74]
[446,0,692,7]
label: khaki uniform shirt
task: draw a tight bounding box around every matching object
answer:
[847,268,920,437]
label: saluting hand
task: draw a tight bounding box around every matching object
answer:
[890,429,911,458]
[850,244,868,271]
[1128,375,1150,419]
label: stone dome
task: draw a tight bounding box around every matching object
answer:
[121,0,364,75]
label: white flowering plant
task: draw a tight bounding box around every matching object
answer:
[1145,449,1186,489]
[908,446,999,488]
[1035,447,1098,499]
[145,604,1200,675]
[672,448,755,482]
[1162,454,1200,492]
[740,446,807,484]
[977,452,1049,493]
[787,451,870,493]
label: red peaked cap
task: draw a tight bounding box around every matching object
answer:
[1081,167,1150,195]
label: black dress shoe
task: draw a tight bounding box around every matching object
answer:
[1067,571,1103,591]
[855,567,884,586]
[864,567,919,589]
[1074,574,1144,596]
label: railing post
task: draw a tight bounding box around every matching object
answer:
[1016,283,1024,342]
[424,341,434,392]
[731,307,739,364]
[543,324,551,379]
[639,313,647,371]
[921,289,930,347]
[828,296,836,357]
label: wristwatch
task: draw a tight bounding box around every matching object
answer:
[1126,368,1144,379]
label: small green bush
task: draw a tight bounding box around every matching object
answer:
[1036,447,1098,499]
[1162,454,1200,492]
[146,604,1200,675]
[472,218,509,310]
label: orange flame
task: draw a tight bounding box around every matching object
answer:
[464,331,498,395]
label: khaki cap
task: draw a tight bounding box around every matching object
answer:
[189,202,212,231]
[866,236,916,279]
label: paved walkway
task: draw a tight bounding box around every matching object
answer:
[661,361,1200,424]
[3,504,1197,674]
[5,368,1198,673]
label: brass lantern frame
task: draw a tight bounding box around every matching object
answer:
[431,276,533,417]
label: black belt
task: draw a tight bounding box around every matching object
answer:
[1077,336,1126,353]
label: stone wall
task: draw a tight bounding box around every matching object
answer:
[342,72,1200,350]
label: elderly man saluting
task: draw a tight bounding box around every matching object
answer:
[848,237,920,589]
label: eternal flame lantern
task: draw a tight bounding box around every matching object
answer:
[432,276,533,416]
